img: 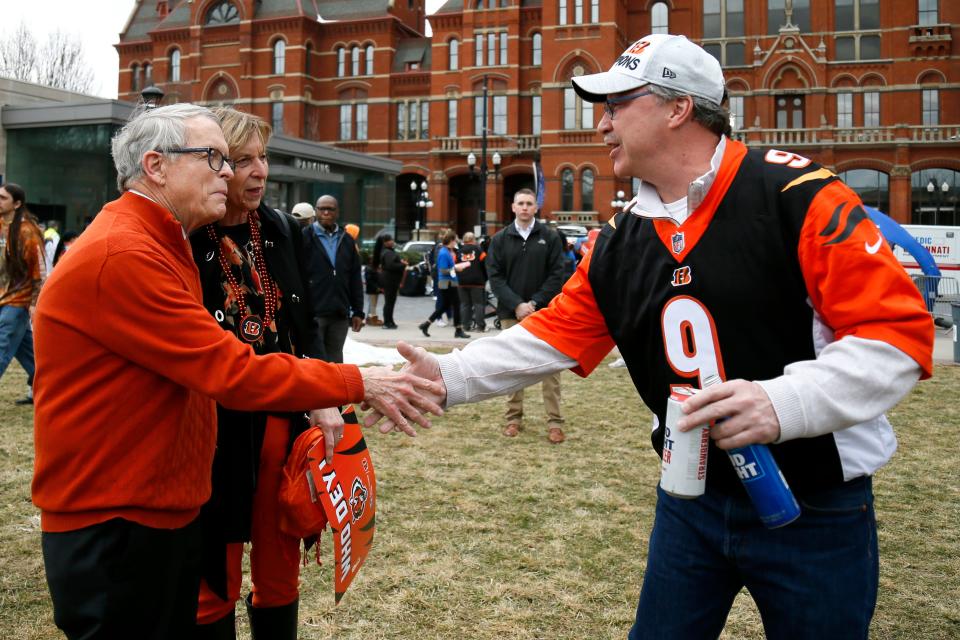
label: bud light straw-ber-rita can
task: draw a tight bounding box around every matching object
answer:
[698,375,801,529]
[660,387,710,498]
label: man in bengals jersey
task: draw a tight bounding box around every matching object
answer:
[369,34,933,639]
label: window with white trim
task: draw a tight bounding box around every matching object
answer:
[448,99,458,137]
[340,104,352,141]
[357,103,368,140]
[475,35,483,66]
[835,0,880,60]
[449,38,460,70]
[918,0,938,25]
[863,91,880,127]
[532,33,542,65]
[273,40,285,75]
[559,0,568,25]
[837,92,853,128]
[729,95,744,130]
[271,102,283,134]
[922,88,939,126]
[532,95,541,135]
[336,47,345,77]
[651,2,669,34]
[351,46,360,75]
[365,45,374,75]
[169,49,181,82]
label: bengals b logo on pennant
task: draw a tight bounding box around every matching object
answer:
[671,266,692,287]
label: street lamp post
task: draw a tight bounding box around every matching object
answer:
[610,189,627,216]
[927,179,938,225]
[410,179,433,241]
[140,86,165,110]
[467,77,502,238]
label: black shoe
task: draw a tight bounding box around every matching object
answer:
[419,321,431,337]
[454,328,471,339]
[382,323,398,330]
[246,593,298,640]
[14,396,33,406]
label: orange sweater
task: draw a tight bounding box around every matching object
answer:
[32,193,365,533]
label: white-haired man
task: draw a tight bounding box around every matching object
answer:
[32,104,441,639]
[374,34,933,638]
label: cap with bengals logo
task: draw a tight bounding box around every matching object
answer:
[572,34,725,106]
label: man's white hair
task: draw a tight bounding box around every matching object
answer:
[111,103,219,191]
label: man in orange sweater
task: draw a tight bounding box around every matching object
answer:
[31,103,441,640]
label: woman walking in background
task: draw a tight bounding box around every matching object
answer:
[378,234,406,330]
[0,183,45,406]
[419,230,470,339]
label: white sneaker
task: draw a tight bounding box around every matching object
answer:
[436,319,448,327]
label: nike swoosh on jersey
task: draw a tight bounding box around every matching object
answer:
[865,235,883,254]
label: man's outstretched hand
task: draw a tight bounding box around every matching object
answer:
[362,341,447,434]
[359,350,445,436]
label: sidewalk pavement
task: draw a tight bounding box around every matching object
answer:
[350,292,958,365]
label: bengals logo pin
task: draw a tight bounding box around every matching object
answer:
[671,266,692,287]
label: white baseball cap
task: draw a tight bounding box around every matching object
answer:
[290,202,315,221]
[572,34,725,106]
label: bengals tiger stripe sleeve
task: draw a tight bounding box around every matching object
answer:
[795,179,933,378]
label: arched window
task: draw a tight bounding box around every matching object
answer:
[651,2,669,34]
[581,169,594,210]
[351,46,360,76]
[336,47,345,77]
[838,169,889,215]
[131,64,141,92]
[561,169,575,211]
[532,33,542,66]
[273,40,285,75]
[205,1,239,25]
[559,0,568,25]
[365,44,374,75]
[143,63,152,87]
[305,43,312,77]
[563,87,594,129]
[449,38,460,70]
[169,49,181,82]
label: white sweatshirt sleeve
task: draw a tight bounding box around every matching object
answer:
[438,324,579,408]
[757,336,922,443]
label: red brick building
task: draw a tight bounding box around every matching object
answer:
[117,0,958,239]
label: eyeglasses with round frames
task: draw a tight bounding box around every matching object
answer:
[603,89,655,120]
[159,147,234,172]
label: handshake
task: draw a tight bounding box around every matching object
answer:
[312,342,445,462]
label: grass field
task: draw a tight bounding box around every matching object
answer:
[1,358,957,639]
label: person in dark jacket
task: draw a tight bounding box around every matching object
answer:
[189,108,347,639]
[302,195,365,363]
[457,231,488,332]
[486,188,566,444]
[378,234,406,329]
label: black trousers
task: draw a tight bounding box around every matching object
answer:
[382,284,399,326]
[42,517,203,640]
[428,286,461,326]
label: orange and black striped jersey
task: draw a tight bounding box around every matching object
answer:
[524,139,932,494]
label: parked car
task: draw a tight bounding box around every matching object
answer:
[556,224,589,252]
[401,240,436,259]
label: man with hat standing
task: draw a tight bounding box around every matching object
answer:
[289,202,315,228]
[375,34,933,638]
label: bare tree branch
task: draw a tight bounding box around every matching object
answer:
[0,22,95,94]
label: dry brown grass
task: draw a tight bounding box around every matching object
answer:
[1,359,957,639]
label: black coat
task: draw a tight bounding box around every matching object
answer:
[302,224,365,319]
[457,243,487,287]
[380,246,406,290]
[189,204,318,599]
[486,220,565,319]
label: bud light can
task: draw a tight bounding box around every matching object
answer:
[660,387,710,498]
[727,444,801,528]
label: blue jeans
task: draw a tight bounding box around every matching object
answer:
[629,477,877,640]
[0,305,35,382]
